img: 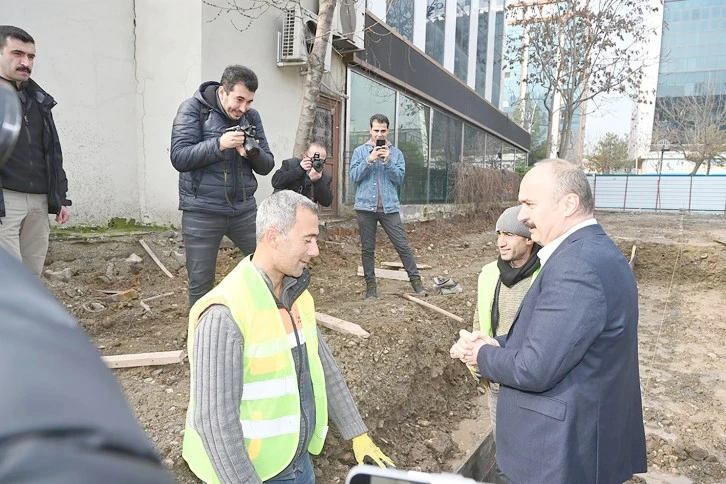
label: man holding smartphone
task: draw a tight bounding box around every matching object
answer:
[271,141,333,207]
[350,114,426,299]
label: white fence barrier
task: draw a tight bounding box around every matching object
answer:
[586,174,726,213]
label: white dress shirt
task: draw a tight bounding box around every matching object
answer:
[537,218,598,267]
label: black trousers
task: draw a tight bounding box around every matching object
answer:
[356,210,420,284]
[182,210,256,307]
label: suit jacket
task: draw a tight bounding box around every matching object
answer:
[478,224,647,484]
[271,157,333,207]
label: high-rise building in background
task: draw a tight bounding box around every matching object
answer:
[629,0,726,173]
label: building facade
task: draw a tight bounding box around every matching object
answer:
[629,0,726,174]
[5,0,528,225]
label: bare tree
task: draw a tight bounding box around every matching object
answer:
[653,83,726,175]
[586,132,631,174]
[203,0,339,156]
[506,0,659,161]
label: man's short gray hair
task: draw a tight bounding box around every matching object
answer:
[536,158,595,215]
[256,191,318,242]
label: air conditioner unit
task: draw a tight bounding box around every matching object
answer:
[330,0,365,53]
[277,5,332,71]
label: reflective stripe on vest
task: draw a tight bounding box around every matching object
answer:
[182,256,329,483]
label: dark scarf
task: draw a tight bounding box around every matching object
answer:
[497,243,541,288]
[490,244,541,336]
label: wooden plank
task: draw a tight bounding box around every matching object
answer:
[628,244,637,272]
[381,261,431,270]
[357,266,409,281]
[103,350,185,369]
[139,239,175,278]
[316,312,370,338]
[142,292,175,303]
[400,293,465,323]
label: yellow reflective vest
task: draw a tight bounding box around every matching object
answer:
[182,256,329,482]
[477,261,540,337]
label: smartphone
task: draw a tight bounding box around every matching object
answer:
[345,465,481,484]
[375,139,386,148]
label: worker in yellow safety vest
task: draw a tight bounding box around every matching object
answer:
[182,190,393,483]
[471,205,541,437]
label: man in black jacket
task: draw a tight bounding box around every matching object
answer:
[271,141,333,207]
[0,26,71,276]
[170,65,275,306]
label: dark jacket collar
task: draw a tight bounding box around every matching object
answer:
[548,223,606,262]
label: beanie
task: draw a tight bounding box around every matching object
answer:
[495,206,531,239]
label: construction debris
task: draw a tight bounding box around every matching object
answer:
[141,291,175,303]
[382,261,432,270]
[357,266,409,281]
[316,312,370,338]
[629,245,637,272]
[399,293,464,323]
[102,288,139,302]
[139,239,175,278]
[103,350,186,369]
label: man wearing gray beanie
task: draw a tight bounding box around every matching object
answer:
[471,205,541,439]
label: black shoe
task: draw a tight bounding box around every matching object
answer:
[411,279,427,295]
[365,282,378,299]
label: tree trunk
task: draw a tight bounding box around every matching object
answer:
[292,0,337,157]
[689,160,703,175]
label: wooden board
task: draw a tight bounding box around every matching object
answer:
[103,350,185,369]
[139,239,175,278]
[400,293,465,323]
[316,312,370,338]
[381,261,431,270]
[357,266,409,281]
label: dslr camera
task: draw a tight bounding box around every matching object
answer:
[227,123,260,157]
[311,152,325,173]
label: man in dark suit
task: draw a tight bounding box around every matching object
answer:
[451,159,646,483]
[271,141,333,207]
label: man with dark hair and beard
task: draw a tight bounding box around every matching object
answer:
[0,25,71,276]
[171,64,275,307]
[470,205,540,437]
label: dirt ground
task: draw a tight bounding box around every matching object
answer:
[43,209,725,483]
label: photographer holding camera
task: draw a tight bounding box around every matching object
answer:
[271,141,333,207]
[171,65,274,307]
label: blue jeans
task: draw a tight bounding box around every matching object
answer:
[266,454,315,484]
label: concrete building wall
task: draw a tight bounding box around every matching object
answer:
[135,0,202,225]
[5,0,140,225]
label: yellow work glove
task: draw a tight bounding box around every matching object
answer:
[466,364,481,383]
[352,433,395,468]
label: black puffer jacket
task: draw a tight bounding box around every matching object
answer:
[0,78,71,218]
[170,82,274,215]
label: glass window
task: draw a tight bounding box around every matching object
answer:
[454,0,471,82]
[397,95,431,204]
[474,2,489,98]
[491,11,504,108]
[485,133,502,168]
[429,110,462,203]
[386,0,415,41]
[501,141,516,171]
[425,0,446,64]
[463,124,486,164]
[347,72,397,202]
